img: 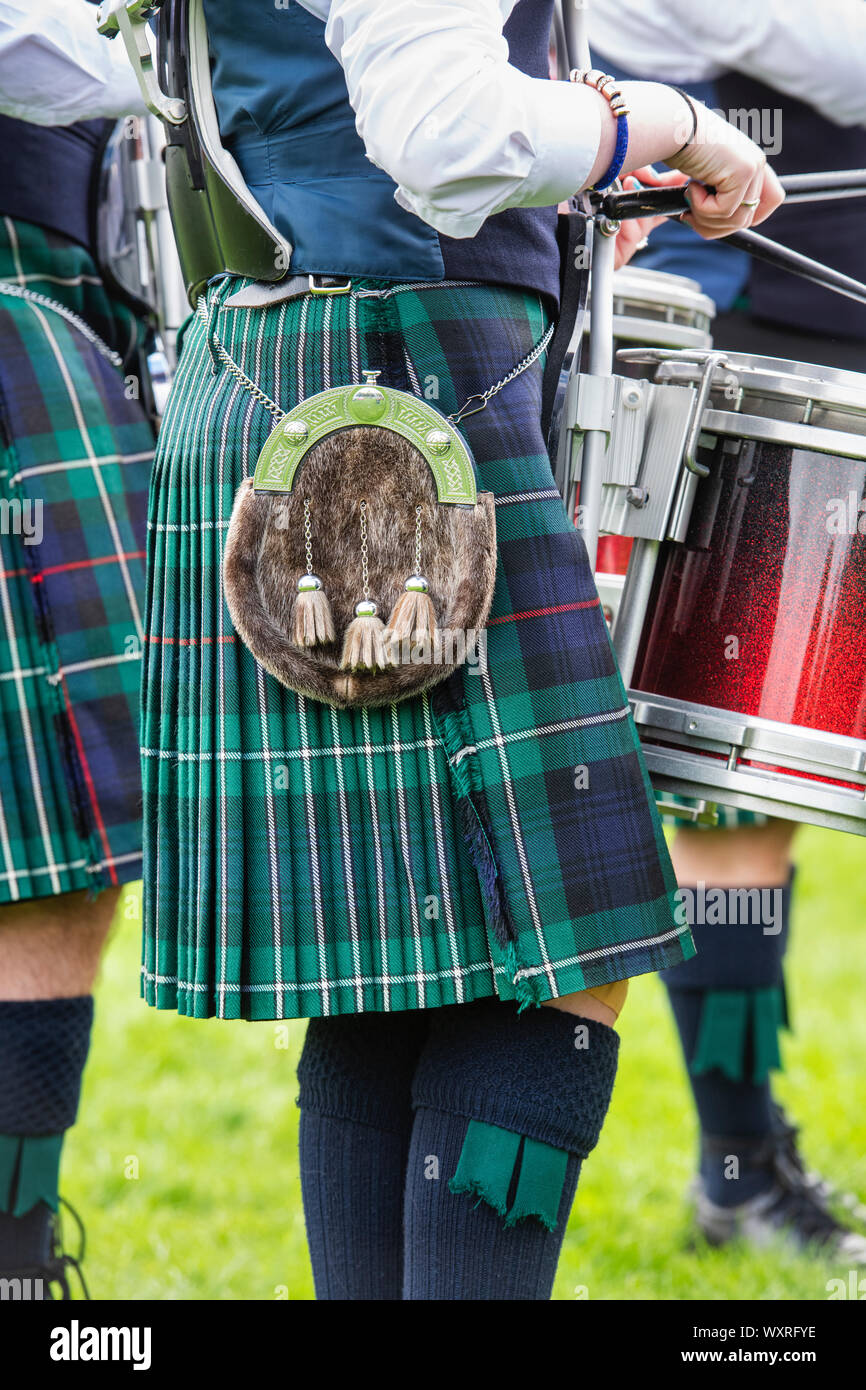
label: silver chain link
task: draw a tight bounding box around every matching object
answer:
[198,298,286,421]
[414,505,423,575]
[303,497,314,575]
[359,500,370,600]
[196,295,555,429]
[0,281,124,367]
[446,319,556,424]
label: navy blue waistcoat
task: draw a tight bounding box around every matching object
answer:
[0,114,111,254]
[202,0,562,306]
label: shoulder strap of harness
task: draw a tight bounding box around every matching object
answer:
[97,0,293,305]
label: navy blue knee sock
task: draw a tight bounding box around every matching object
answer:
[297,1001,619,1301]
[662,872,793,1207]
[297,1010,429,1300]
[0,996,94,1271]
[666,988,773,1206]
[402,1107,583,1300]
[298,1112,412,1300]
[404,1000,619,1300]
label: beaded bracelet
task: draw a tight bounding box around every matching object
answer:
[570,68,631,191]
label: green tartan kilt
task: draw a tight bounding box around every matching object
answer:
[142,276,694,1019]
[0,219,154,904]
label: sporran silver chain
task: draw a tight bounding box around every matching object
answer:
[359,499,370,601]
[196,296,555,429]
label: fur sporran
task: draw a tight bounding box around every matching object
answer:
[224,381,497,709]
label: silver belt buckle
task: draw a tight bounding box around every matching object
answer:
[308,275,352,296]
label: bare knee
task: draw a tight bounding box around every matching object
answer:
[0,886,121,999]
[671,820,798,887]
[541,989,617,1027]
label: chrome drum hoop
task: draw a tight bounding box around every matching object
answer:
[584,267,717,355]
[618,348,866,449]
[630,690,866,837]
[611,266,716,341]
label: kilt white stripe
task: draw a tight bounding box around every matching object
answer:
[513,921,693,980]
[140,707,630,764]
[248,312,284,1016]
[142,736,443,761]
[143,954,499,994]
[361,703,391,1014]
[0,666,47,682]
[495,488,562,507]
[0,539,60,896]
[31,303,145,643]
[330,703,365,1013]
[390,700,426,1011]
[11,450,155,485]
[298,693,330,1017]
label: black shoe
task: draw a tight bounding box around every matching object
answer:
[41,1199,90,1299]
[769,1103,866,1223]
[695,1113,866,1263]
[3,1200,91,1299]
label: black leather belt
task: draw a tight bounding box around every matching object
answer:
[223,274,352,308]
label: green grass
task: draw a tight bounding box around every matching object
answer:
[64,825,866,1300]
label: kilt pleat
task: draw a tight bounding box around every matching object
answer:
[0,218,154,902]
[142,276,694,1020]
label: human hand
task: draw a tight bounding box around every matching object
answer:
[667,102,784,238]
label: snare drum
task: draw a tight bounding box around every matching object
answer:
[627,351,866,836]
[591,269,716,623]
[609,266,716,360]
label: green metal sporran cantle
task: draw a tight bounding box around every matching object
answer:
[223,372,497,709]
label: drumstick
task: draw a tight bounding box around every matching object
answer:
[598,185,866,308]
[777,169,866,199]
[717,229,866,309]
[599,174,866,219]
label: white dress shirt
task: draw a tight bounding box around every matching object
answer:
[298,0,602,239]
[0,0,145,125]
[588,0,866,127]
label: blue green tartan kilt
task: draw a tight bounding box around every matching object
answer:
[0,218,154,903]
[142,275,694,1020]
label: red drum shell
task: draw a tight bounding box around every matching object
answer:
[633,438,866,742]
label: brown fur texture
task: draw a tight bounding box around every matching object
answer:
[292,586,336,648]
[384,587,437,645]
[339,611,390,672]
[223,426,497,708]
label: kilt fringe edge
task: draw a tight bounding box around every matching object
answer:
[432,684,541,1012]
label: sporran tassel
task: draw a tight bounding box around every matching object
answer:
[385,577,436,644]
[340,600,391,672]
[293,575,336,648]
[339,500,392,672]
[385,505,437,660]
[291,498,336,648]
